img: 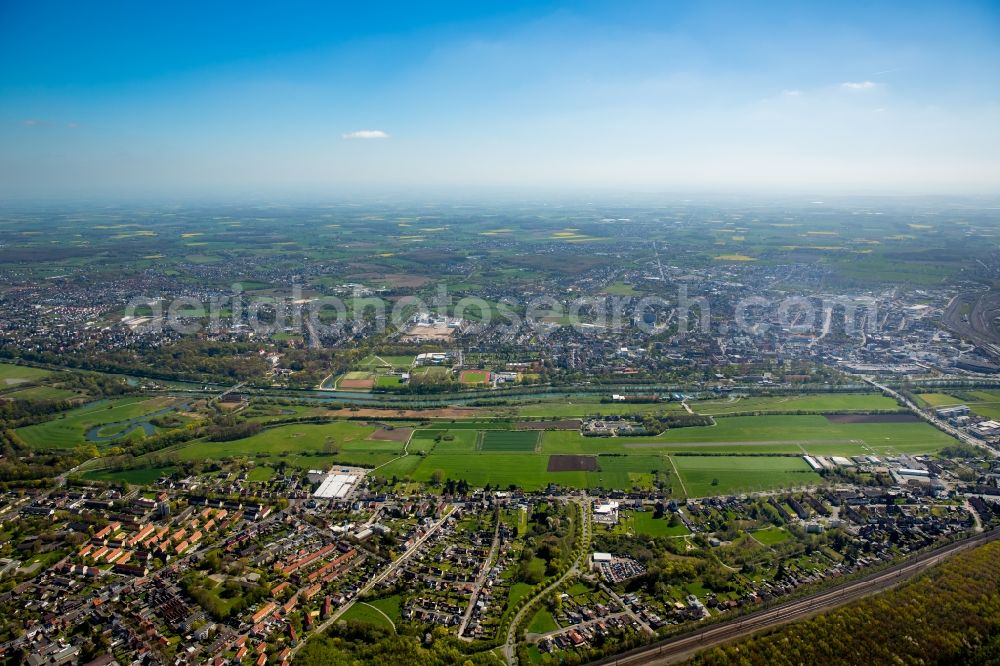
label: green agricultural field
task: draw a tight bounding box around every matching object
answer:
[170,421,383,468]
[481,430,539,451]
[16,396,181,449]
[421,421,513,430]
[411,429,479,452]
[368,412,952,493]
[690,393,901,415]
[342,438,405,454]
[0,362,51,386]
[377,449,670,491]
[671,455,820,497]
[404,436,437,454]
[948,390,1000,420]
[539,415,956,456]
[589,455,670,490]
[915,392,965,408]
[5,386,82,401]
[970,403,1000,420]
[384,451,615,490]
[391,453,554,489]
[515,399,687,418]
[539,430,806,456]
[375,454,423,478]
[513,392,897,418]
[81,466,175,485]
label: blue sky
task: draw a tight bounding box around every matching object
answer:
[1,0,999,198]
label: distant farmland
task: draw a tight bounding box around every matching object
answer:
[480,430,538,451]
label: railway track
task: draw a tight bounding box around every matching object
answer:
[588,529,1000,666]
[943,289,1000,362]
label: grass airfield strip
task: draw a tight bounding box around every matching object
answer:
[621,439,860,449]
[512,392,901,418]
[538,415,955,455]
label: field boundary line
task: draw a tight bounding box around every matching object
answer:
[667,455,689,497]
[371,428,415,472]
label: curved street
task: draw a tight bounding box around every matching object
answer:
[505,498,592,666]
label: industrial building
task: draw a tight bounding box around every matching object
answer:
[313,473,360,499]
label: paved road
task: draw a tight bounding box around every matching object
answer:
[459,510,503,638]
[288,505,456,658]
[505,498,591,665]
[599,582,654,635]
[587,529,1000,666]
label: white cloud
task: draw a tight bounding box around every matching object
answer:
[22,118,48,127]
[342,129,390,140]
[841,81,878,90]
[782,89,803,97]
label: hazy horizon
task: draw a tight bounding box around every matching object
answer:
[3,0,1000,199]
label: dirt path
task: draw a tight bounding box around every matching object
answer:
[667,455,689,497]
[505,499,591,665]
[371,429,415,472]
[358,602,397,633]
